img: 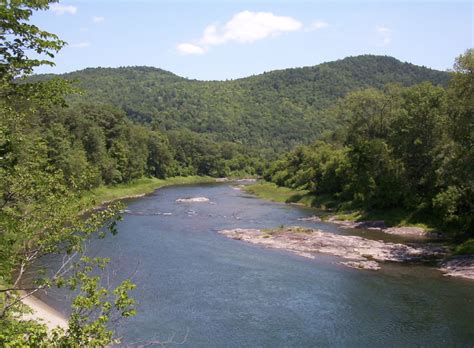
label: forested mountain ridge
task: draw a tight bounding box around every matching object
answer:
[32,55,450,153]
[1,2,470,346]
[262,50,473,239]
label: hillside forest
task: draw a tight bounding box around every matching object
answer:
[32,50,472,240]
[0,1,472,346]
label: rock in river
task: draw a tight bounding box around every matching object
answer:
[440,256,474,280]
[218,227,446,272]
[176,197,210,203]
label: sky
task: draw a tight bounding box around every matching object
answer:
[31,0,473,80]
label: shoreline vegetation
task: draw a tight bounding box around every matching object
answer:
[243,181,474,279]
[22,176,474,330]
[244,181,474,248]
[3,1,470,345]
[244,182,439,233]
[83,176,217,209]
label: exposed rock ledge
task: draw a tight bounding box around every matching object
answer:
[176,197,210,203]
[440,256,474,280]
[217,227,463,276]
[326,217,427,237]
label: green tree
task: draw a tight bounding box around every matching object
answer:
[389,83,448,204]
[434,50,474,236]
[1,1,136,345]
[147,132,174,178]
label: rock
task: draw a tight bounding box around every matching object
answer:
[297,216,322,222]
[327,217,357,228]
[328,218,387,230]
[355,220,387,230]
[218,227,474,280]
[328,217,428,237]
[340,260,381,270]
[384,226,425,236]
[235,178,257,182]
[218,227,445,268]
[440,256,474,280]
[215,177,229,182]
[120,209,163,216]
[176,197,210,203]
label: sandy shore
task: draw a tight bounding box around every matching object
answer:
[21,293,68,330]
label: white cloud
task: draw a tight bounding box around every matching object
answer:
[93,16,105,24]
[201,11,302,45]
[50,3,77,15]
[177,11,302,55]
[176,43,206,55]
[70,41,90,49]
[376,25,391,45]
[307,20,329,31]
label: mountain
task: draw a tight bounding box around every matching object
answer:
[33,55,450,154]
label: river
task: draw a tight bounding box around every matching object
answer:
[40,182,474,346]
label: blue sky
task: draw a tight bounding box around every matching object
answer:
[32,0,473,80]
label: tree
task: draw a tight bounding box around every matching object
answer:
[1,1,136,345]
[389,83,448,204]
[147,132,174,178]
[434,50,474,236]
[344,139,406,208]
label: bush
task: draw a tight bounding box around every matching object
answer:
[454,239,474,255]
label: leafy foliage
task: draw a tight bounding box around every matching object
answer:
[28,103,263,187]
[1,2,470,345]
[30,55,450,154]
[264,50,473,240]
[1,1,136,346]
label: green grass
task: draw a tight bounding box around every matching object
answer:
[330,208,438,230]
[243,182,310,204]
[261,226,314,236]
[243,182,343,212]
[82,176,214,208]
[454,239,474,255]
[245,181,440,230]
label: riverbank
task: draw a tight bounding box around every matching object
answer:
[21,293,68,331]
[244,182,436,234]
[82,176,216,209]
[16,176,215,331]
[243,182,312,204]
[218,227,474,279]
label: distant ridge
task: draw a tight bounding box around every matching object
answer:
[31,55,450,152]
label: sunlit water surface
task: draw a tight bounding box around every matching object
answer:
[40,183,474,347]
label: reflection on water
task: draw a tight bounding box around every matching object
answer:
[41,183,474,347]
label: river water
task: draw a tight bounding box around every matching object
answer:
[42,183,474,347]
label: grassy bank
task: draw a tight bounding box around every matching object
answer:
[243,182,339,211]
[244,182,310,204]
[330,209,440,230]
[244,182,438,230]
[83,176,215,207]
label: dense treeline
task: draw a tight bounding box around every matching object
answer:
[0,2,470,345]
[2,2,139,345]
[264,50,473,239]
[30,55,450,154]
[30,103,262,192]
